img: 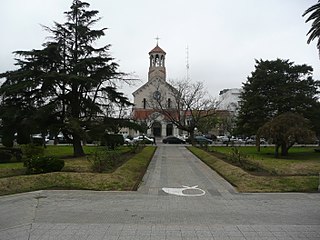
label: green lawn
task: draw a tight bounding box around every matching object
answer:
[0,145,156,195]
[0,145,101,177]
[43,145,119,157]
[210,146,320,176]
[188,146,319,192]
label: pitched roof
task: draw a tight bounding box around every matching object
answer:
[132,78,177,96]
[132,109,154,120]
[149,44,166,54]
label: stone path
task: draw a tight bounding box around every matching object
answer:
[0,144,319,239]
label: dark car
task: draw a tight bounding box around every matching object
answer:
[162,136,186,144]
[186,136,212,144]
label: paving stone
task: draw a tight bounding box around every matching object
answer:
[0,145,319,240]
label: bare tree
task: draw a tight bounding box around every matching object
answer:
[150,79,217,142]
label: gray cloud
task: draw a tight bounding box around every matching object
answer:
[1,0,318,100]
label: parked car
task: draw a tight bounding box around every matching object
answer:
[56,133,72,144]
[186,136,212,144]
[204,134,217,141]
[31,134,50,144]
[175,134,188,141]
[132,135,154,144]
[216,135,229,143]
[124,137,133,144]
[162,136,186,144]
[245,137,267,145]
[230,137,245,144]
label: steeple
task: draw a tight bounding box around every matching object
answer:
[148,40,166,82]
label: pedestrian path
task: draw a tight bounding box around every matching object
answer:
[0,145,319,240]
[138,144,236,198]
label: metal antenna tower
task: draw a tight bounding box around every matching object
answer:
[186,45,190,81]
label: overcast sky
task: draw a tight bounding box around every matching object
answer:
[1,0,319,100]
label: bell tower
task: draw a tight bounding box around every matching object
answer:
[148,41,166,82]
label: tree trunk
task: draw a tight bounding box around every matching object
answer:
[281,143,289,156]
[274,144,280,158]
[72,134,85,157]
[189,130,195,146]
[41,132,47,148]
[256,138,261,152]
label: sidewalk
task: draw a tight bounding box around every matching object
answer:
[0,144,319,240]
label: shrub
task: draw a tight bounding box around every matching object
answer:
[21,144,44,158]
[24,156,64,174]
[31,137,43,146]
[199,141,209,151]
[100,134,124,149]
[16,130,31,145]
[88,148,120,173]
[129,141,142,154]
[1,133,14,147]
[227,147,247,167]
[0,147,23,163]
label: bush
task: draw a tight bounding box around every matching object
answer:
[31,137,43,146]
[129,141,142,154]
[16,130,31,145]
[88,149,120,173]
[199,141,209,151]
[21,144,44,158]
[24,156,64,174]
[1,133,14,148]
[227,147,247,167]
[0,147,23,163]
[100,134,124,149]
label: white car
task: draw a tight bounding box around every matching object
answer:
[132,135,155,144]
[31,134,50,143]
[124,138,133,144]
[216,135,229,143]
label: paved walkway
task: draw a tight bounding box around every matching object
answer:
[0,145,319,240]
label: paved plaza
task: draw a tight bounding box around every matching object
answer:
[0,145,319,240]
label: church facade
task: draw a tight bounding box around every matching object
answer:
[132,44,182,138]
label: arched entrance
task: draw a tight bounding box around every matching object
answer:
[152,121,162,137]
[166,123,173,136]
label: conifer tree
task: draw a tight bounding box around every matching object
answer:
[236,59,319,137]
[0,0,132,156]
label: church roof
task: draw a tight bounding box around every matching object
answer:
[149,44,166,54]
[132,78,176,96]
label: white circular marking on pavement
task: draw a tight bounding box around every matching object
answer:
[162,185,206,197]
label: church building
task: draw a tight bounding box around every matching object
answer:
[132,43,182,138]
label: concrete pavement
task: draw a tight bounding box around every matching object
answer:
[0,144,319,240]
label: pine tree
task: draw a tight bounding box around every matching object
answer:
[0,0,132,156]
[236,59,319,136]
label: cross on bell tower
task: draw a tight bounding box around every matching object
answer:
[155,36,160,45]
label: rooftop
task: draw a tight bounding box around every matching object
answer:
[149,44,166,54]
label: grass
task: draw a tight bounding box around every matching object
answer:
[188,146,319,192]
[0,146,156,196]
[210,146,320,176]
[43,145,119,158]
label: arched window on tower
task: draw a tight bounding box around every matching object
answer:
[161,55,165,67]
[167,98,171,108]
[150,55,154,67]
[143,98,146,109]
[155,54,160,67]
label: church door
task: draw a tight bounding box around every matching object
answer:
[166,124,173,136]
[152,122,162,137]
